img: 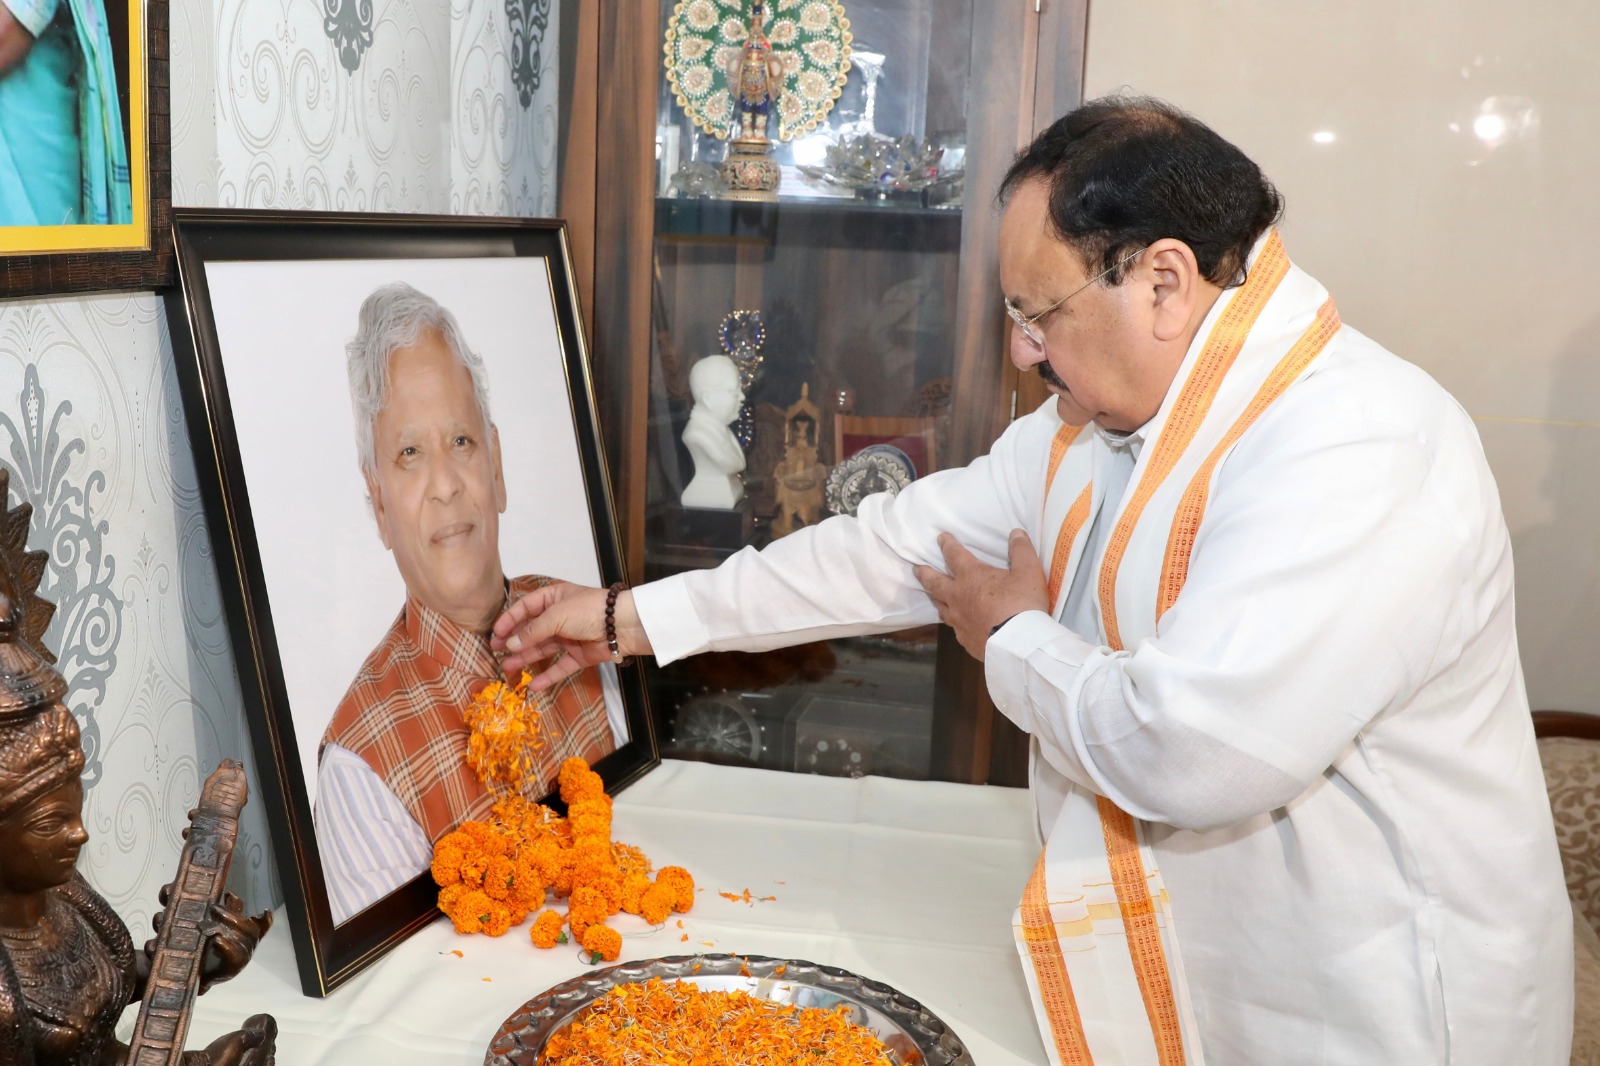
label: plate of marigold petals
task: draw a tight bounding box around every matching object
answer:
[483,953,975,1066]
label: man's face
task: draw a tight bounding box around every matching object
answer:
[998,178,1163,432]
[365,328,506,625]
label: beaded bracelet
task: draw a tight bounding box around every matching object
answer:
[604,582,632,666]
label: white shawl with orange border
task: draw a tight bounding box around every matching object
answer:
[1012,230,1341,1065]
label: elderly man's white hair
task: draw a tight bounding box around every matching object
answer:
[347,282,493,476]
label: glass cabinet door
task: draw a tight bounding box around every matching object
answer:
[640,0,999,782]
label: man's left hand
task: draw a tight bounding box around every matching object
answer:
[914,529,1050,661]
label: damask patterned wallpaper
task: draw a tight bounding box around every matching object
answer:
[206,0,558,214]
[0,0,561,936]
[0,297,274,934]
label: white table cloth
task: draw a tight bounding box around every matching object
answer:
[175,760,1049,1064]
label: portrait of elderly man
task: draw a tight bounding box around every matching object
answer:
[315,282,626,925]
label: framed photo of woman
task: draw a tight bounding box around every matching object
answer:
[0,0,169,295]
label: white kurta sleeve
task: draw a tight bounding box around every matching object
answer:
[985,380,1478,832]
[634,409,1061,663]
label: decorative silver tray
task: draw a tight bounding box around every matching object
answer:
[484,953,975,1065]
[826,444,916,517]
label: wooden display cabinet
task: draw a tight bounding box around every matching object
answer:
[557,0,1088,786]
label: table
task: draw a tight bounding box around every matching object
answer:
[180,760,1050,1065]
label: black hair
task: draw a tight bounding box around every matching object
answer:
[999,94,1284,288]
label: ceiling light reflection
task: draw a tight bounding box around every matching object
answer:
[1471,95,1538,149]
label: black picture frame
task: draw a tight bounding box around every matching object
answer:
[0,0,173,296]
[162,208,659,997]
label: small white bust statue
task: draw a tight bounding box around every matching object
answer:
[681,355,747,509]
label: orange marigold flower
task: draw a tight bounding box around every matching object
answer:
[527,837,565,884]
[566,803,611,840]
[568,913,592,944]
[656,866,696,913]
[583,872,623,916]
[433,836,466,860]
[450,889,495,935]
[430,851,463,888]
[548,849,577,897]
[437,883,467,914]
[458,821,494,847]
[483,855,517,902]
[571,837,614,870]
[638,883,674,926]
[559,770,605,807]
[567,885,609,925]
[619,872,651,915]
[530,909,566,949]
[480,902,513,937]
[459,855,490,888]
[511,855,547,908]
[581,923,622,963]
[557,756,594,791]
[436,829,476,853]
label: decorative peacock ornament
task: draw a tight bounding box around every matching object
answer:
[665,0,852,200]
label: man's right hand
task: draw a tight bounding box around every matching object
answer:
[491,582,652,688]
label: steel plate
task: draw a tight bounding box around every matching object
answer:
[484,953,975,1065]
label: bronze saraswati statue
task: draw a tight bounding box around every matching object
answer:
[0,469,275,1066]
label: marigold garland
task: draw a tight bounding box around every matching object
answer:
[432,671,695,959]
[542,978,895,1065]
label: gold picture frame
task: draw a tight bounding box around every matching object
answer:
[0,0,170,295]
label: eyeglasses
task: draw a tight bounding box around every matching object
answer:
[1004,246,1147,351]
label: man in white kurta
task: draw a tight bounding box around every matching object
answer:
[495,96,1572,1064]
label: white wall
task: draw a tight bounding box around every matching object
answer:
[1085,0,1600,714]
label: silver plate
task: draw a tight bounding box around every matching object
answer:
[825,444,916,517]
[484,953,976,1065]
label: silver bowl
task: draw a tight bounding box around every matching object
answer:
[484,953,975,1065]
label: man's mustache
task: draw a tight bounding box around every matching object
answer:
[1037,361,1068,390]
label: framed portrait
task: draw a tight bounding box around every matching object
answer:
[0,0,171,295]
[164,209,658,997]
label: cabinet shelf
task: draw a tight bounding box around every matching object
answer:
[656,196,962,253]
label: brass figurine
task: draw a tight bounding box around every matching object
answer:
[728,1,783,143]
[126,761,254,1065]
[0,467,274,1066]
[720,1,784,201]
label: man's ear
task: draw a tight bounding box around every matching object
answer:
[1145,238,1203,344]
[363,467,393,550]
[490,424,507,514]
